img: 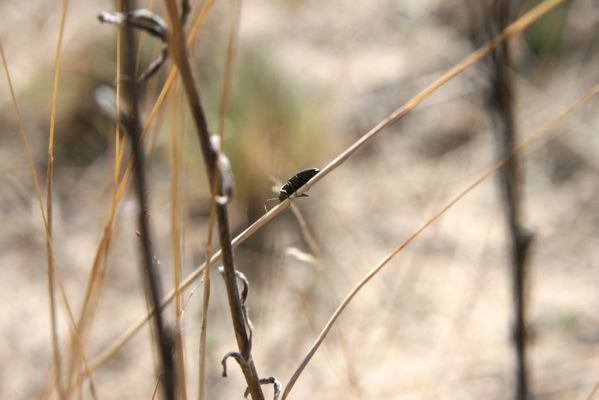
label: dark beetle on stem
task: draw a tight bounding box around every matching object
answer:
[264,168,320,211]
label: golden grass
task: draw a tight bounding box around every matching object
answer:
[45,1,69,397]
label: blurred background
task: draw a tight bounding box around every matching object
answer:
[1,0,598,399]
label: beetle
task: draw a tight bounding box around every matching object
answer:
[264,168,320,211]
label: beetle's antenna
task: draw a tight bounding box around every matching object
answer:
[263,198,279,212]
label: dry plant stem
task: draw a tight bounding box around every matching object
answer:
[44,1,69,398]
[586,381,599,400]
[289,204,321,258]
[122,1,175,399]
[64,0,126,391]
[69,0,216,388]
[198,198,216,400]
[217,0,240,137]
[0,44,98,400]
[151,373,163,400]
[78,0,212,329]
[484,2,532,399]
[162,0,264,399]
[86,0,568,372]
[198,3,240,397]
[280,83,599,400]
[134,0,154,75]
[71,8,212,366]
[198,139,222,400]
[64,0,126,389]
[169,84,188,400]
[74,0,214,342]
[288,204,363,396]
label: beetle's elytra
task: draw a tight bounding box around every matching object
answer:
[264,168,320,212]
[278,168,320,201]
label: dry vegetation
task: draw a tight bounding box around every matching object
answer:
[1,0,598,399]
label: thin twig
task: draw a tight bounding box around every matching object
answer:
[162,0,264,398]
[198,155,219,400]
[64,1,125,391]
[69,0,215,387]
[1,43,98,400]
[86,0,567,372]
[288,204,364,396]
[245,377,281,400]
[586,381,599,400]
[45,1,69,398]
[198,0,240,392]
[169,82,188,400]
[217,267,253,352]
[121,1,175,399]
[73,1,215,345]
[279,83,599,399]
[221,352,246,377]
[482,2,533,398]
[217,0,240,138]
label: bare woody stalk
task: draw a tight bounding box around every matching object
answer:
[483,2,534,399]
[121,1,176,399]
[64,6,217,391]
[199,1,241,398]
[162,1,265,399]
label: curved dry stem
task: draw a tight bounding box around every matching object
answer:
[199,3,241,396]
[72,0,215,374]
[88,0,567,372]
[198,140,222,400]
[75,0,215,338]
[280,82,599,399]
[45,2,69,397]
[1,42,98,400]
[163,0,264,397]
[288,203,363,396]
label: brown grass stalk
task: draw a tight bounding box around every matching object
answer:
[66,0,216,391]
[197,196,217,400]
[482,1,532,398]
[169,83,188,400]
[64,0,126,392]
[44,1,69,398]
[288,204,364,397]
[86,0,568,373]
[280,81,599,399]
[216,0,240,139]
[121,0,176,398]
[1,43,98,400]
[73,0,215,339]
[198,1,240,398]
[586,381,599,400]
[162,0,265,398]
